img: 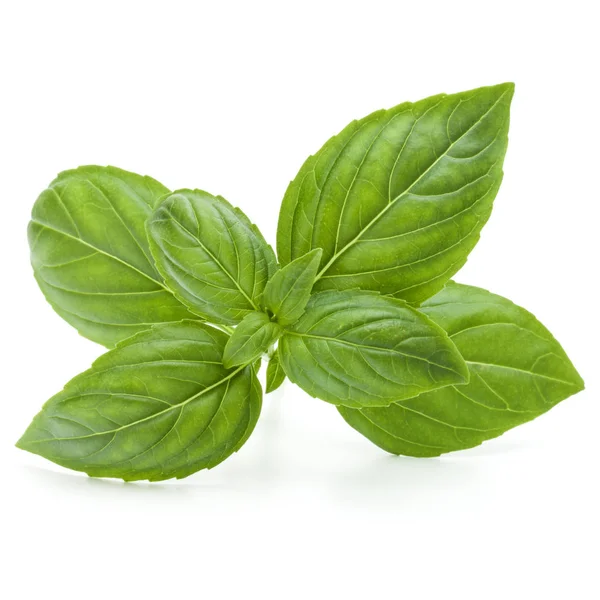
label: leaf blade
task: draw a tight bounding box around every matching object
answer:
[263,248,322,325]
[223,312,283,368]
[266,348,286,393]
[17,321,262,481]
[277,83,514,303]
[29,166,197,347]
[147,190,277,325]
[338,282,584,456]
[278,290,468,408]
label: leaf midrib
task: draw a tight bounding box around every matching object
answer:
[25,364,247,444]
[32,219,167,291]
[226,322,277,365]
[267,254,318,318]
[285,331,460,373]
[466,361,579,387]
[313,90,509,281]
[162,209,259,311]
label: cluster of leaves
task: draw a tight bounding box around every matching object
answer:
[18,83,584,481]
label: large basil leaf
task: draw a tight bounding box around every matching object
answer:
[338,282,585,456]
[147,190,277,325]
[262,248,322,325]
[223,311,282,368]
[266,348,286,393]
[17,321,262,481]
[28,166,197,347]
[277,83,513,304]
[278,290,468,408]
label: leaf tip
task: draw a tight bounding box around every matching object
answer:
[450,355,470,386]
[221,356,235,370]
[496,81,515,101]
[572,369,585,393]
[456,367,470,386]
[15,430,33,453]
[266,377,284,394]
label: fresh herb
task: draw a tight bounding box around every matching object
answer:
[18,83,584,481]
[265,348,286,394]
[338,282,584,456]
[28,166,196,347]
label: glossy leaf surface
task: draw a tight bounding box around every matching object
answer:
[17,321,262,481]
[339,282,585,456]
[148,190,277,325]
[28,166,196,347]
[279,290,468,408]
[263,248,322,325]
[266,348,286,393]
[223,312,282,368]
[277,83,513,304]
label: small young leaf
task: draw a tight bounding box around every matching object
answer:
[223,312,282,368]
[17,321,262,481]
[263,248,323,325]
[338,282,585,456]
[147,190,277,325]
[266,348,286,393]
[278,290,468,408]
[277,83,514,304]
[29,166,197,347]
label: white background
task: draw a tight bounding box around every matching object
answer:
[1,1,598,598]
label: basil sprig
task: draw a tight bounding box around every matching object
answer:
[18,83,584,481]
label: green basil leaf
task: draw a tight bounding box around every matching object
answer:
[223,312,282,369]
[29,166,197,347]
[16,321,262,481]
[338,282,585,456]
[277,83,514,304]
[147,190,277,325]
[266,348,286,393]
[262,248,322,325]
[278,290,468,408]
